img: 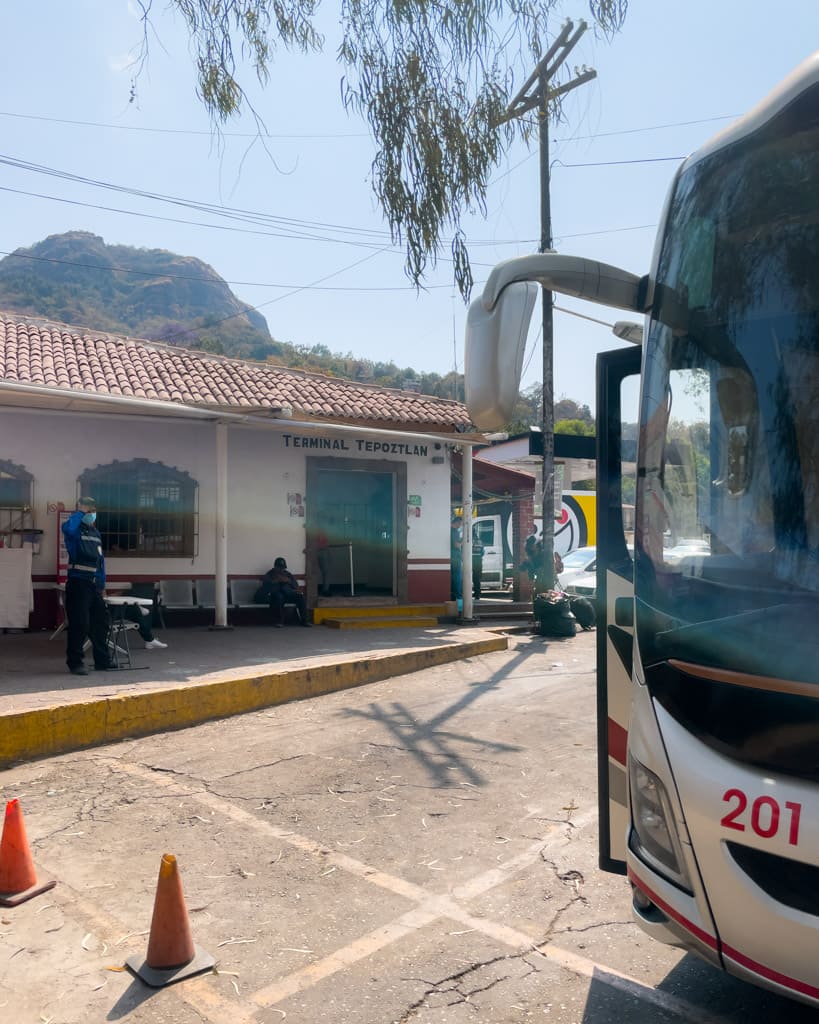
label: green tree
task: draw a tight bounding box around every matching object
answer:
[554,417,594,436]
[136,1,627,298]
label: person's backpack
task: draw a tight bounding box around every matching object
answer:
[568,595,597,630]
[253,576,274,604]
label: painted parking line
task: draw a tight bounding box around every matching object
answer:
[32,874,258,1024]
[107,758,731,1023]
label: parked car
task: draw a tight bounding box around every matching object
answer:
[663,539,711,564]
[558,546,597,589]
[558,545,633,603]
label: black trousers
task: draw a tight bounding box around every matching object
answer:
[472,558,483,597]
[269,587,306,623]
[124,605,153,641]
[65,577,110,669]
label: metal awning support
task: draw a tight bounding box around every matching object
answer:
[213,421,229,629]
[461,443,474,620]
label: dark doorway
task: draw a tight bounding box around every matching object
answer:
[306,457,408,604]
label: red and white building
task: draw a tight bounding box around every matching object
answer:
[0,314,481,628]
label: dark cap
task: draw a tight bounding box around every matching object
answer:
[78,496,97,509]
[274,557,287,568]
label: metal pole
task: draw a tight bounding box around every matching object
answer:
[213,420,230,628]
[538,73,555,594]
[500,20,594,595]
[461,443,474,620]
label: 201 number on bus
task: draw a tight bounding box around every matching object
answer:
[721,789,802,846]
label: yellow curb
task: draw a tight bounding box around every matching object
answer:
[0,635,508,768]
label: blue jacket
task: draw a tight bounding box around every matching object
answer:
[62,510,106,589]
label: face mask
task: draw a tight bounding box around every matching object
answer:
[82,512,97,526]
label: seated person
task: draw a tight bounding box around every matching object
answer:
[257,557,311,627]
[124,584,168,649]
[124,603,168,649]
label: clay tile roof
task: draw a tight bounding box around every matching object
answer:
[0,313,474,433]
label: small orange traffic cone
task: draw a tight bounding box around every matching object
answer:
[126,854,215,987]
[0,798,56,907]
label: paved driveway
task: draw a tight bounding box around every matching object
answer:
[0,631,811,1023]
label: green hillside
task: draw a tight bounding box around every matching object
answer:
[0,232,594,430]
[0,231,471,399]
[0,231,274,360]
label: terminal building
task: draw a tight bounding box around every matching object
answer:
[0,314,481,629]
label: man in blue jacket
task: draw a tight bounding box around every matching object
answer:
[61,496,111,675]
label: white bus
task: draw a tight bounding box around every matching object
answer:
[465,51,819,1007]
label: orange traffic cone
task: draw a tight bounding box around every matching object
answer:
[126,854,215,987]
[0,798,56,907]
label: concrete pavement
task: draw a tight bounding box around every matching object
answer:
[1,630,800,1024]
[0,621,510,768]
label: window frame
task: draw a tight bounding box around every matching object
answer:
[0,460,34,545]
[79,458,199,559]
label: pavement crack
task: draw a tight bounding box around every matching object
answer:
[554,918,634,935]
[145,763,189,776]
[396,957,508,1021]
[215,755,307,781]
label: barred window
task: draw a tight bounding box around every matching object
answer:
[80,459,198,558]
[0,460,33,542]
[0,460,31,508]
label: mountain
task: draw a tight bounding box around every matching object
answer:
[0,231,274,359]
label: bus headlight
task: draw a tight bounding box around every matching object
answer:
[628,756,692,892]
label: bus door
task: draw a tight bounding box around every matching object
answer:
[596,345,642,873]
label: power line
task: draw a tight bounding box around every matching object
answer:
[0,110,369,139]
[557,155,684,168]
[0,247,452,292]
[0,152,395,242]
[553,304,618,329]
[0,183,399,251]
[0,108,737,142]
[0,180,657,270]
[554,113,736,143]
[0,151,581,247]
[161,245,394,343]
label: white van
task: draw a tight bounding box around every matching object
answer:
[472,491,597,590]
[472,516,508,589]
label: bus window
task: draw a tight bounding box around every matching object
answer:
[635,90,819,681]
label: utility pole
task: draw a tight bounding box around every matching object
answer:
[503,22,595,594]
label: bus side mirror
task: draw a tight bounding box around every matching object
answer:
[482,254,645,313]
[464,281,538,430]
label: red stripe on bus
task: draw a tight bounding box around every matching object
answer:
[627,867,718,951]
[630,868,819,1000]
[723,944,819,1002]
[607,718,628,766]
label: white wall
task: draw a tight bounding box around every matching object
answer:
[1,408,215,580]
[0,407,452,580]
[406,448,453,560]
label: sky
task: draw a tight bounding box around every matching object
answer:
[0,2,815,412]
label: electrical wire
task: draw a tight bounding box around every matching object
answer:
[0,247,452,292]
[0,108,738,142]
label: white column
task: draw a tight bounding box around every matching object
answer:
[461,443,473,620]
[214,420,229,628]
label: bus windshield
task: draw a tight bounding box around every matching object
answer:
[635,82,819,683]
